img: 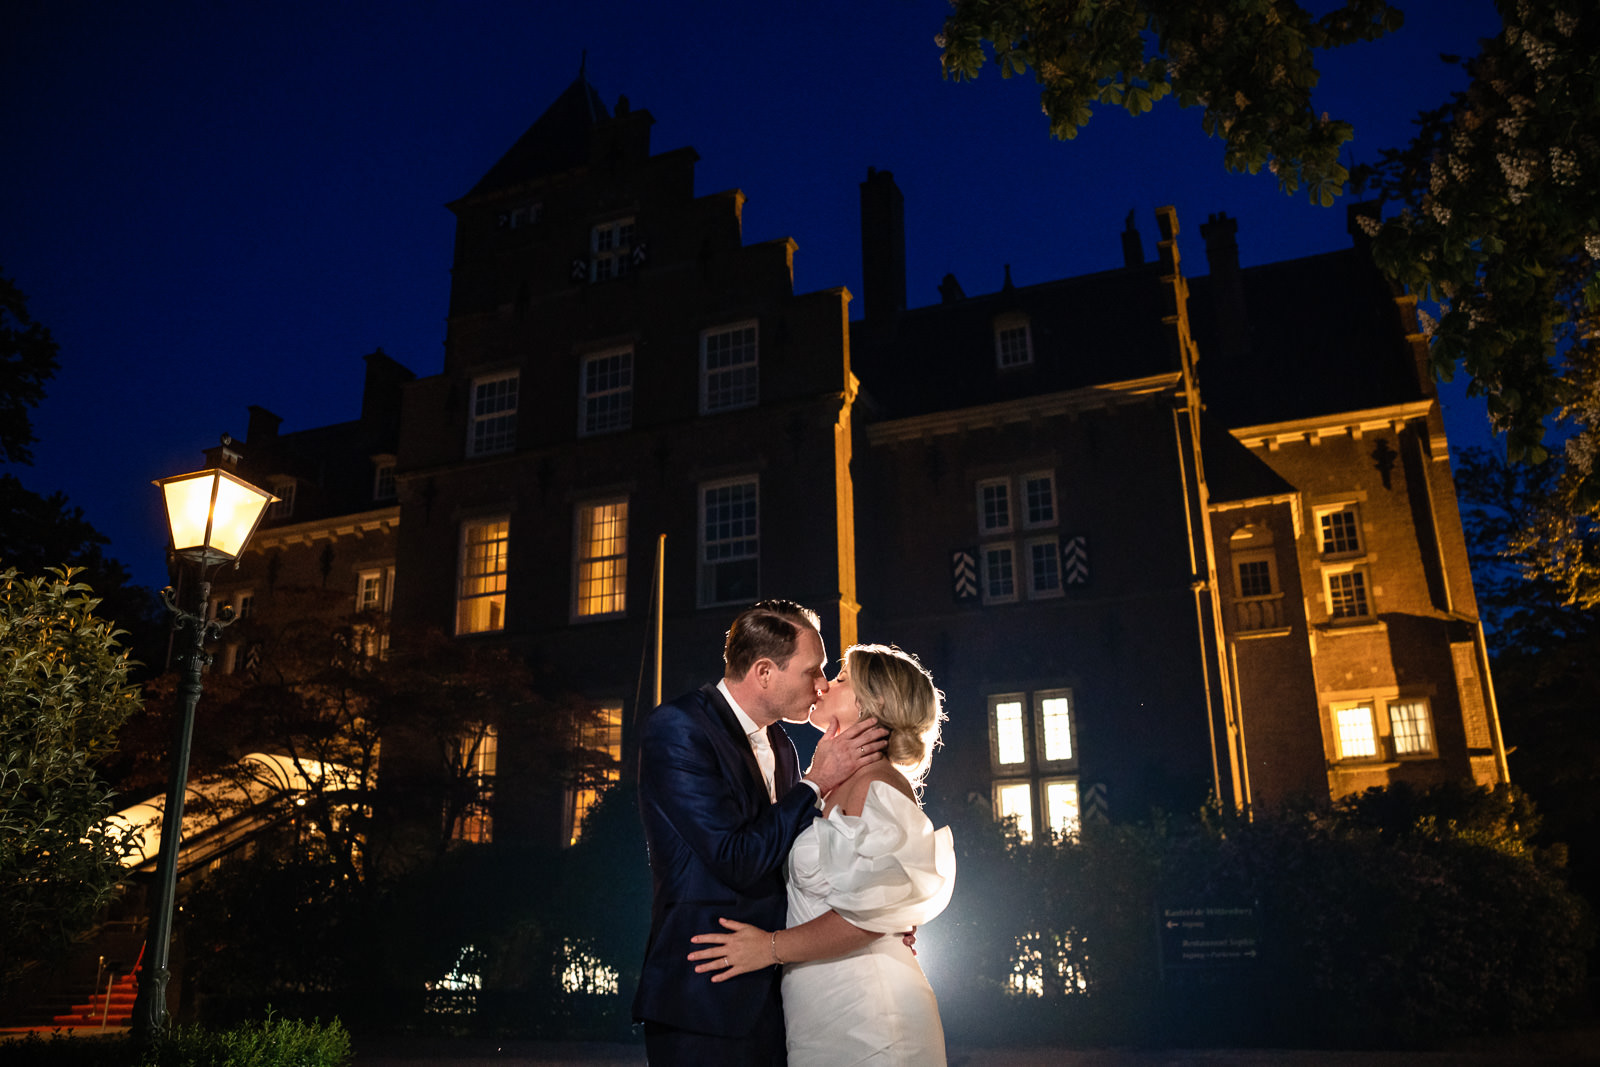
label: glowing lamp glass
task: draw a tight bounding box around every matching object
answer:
[155,469,275,563]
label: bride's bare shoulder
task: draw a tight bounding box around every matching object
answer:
[837,763,915,816]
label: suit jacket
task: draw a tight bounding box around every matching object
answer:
[633,684,818,1036]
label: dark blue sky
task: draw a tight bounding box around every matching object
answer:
[4,0,1502,593]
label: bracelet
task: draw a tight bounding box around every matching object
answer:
[770,930,784,966]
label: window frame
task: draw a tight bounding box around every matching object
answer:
[1041,776,1082,840]
[1331,701,1380,760]
[572,496,629,620]
[992,779,1035,843]
[700,320,760,414]
[373,459,397,501]
[266,479,296,520]
[579,347,634,437]
[988,693,1030,773]
[1387,697,1437,758]
[1324,563,1373,622]
[467,371,519,457]
[1033,689,1076,769]
[1020,471,1058,530]
[976,478,1014,536]
[981,542,1019,604]
[1315,503,1364,558]
[993,311,1034,369]
[449,723,499,845]
[1025,537,1063,599]
[564,703,624,846]
[590,217,637,283]
[456,517,510,635]
[698,475,760,607]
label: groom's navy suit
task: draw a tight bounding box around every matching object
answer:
[634,684,818,1057]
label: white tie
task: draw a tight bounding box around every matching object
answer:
[748,728,776,802]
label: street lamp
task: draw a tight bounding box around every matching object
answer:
[132,468,275,1040]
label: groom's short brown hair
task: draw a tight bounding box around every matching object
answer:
[723,599,822,680]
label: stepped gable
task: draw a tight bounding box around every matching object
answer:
[463,67,609,199]
[857,262,1177,419]
[1191,246,1424,429]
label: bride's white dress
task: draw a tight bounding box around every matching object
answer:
[782,779,957,1066]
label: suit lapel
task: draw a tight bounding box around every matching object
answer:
[769,724,800,793]
[701,684,768,804]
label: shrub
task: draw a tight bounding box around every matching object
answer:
[0,1012,351,1066]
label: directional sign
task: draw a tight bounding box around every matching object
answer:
[1159,904,1261,970]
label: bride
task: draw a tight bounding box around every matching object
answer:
[689,643,956,1065]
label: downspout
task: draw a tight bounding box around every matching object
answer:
[1171,406,1225,806]
[1157,205,1249,815]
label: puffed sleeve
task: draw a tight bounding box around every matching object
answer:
[811,780,956,934]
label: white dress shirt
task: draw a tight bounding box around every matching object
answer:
[719,679,776,801]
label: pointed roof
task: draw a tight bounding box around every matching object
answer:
[464,65,609,199]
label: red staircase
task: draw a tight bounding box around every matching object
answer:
[49,967,138,1030]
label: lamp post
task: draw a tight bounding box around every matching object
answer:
[132,468,275,1041]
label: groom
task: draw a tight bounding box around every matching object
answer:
[634,600,887,1065]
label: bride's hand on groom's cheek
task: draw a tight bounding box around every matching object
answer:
[807,717,890,794]
[688,917,768,982]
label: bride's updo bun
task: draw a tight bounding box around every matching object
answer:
[846,644,944,786]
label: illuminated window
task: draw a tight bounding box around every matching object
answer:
[374,460,397,501]
[994,311,1033,368]
[1021,472,1056,528]
[1334,703,1378,759]
[591,217,636,282]
[1037,692,1074,763]
[1043,779,1081,838]
[700,477,759,606]
[990,689,1080,837]
[574,499,628,618]
[977,479,1013,535]
[581,348,633,435]
[450,724,498,844]
[992,698,1027,767]
[701,322,759,413]
[1326,568,1371,620]
[1318,505,1362,555]
[1389,699,1436,756]
[468,372,518,456]
[457,518,508,634]
[983,544,1017,603]
[994,781,1034,842]
[565,703,623,845]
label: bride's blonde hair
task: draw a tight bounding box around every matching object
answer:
[845,643,944,789]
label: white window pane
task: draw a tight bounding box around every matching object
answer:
[996,782,1033,842]
[1389,700,1434,755]
[1045,780,1080,837]
[995,700,1026,765]
[1040,696,1072,761]
[1336,705,1377,758]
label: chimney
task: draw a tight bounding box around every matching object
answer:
[246,405,282,444]
[859,167,906,327]
[1121,210,1144,267]
[361,347,417,427]
[1200,212,1250,358]
[938,273,965,304]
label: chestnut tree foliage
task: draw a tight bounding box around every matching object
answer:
[939,0,1600,601]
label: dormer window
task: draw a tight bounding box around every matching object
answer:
[994,311,1033,368]
[496,202,542,232]
[591,218,636,282]
[267,478,297,520]
[373,459,397,501]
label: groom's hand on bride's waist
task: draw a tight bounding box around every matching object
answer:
[805,717,889,795]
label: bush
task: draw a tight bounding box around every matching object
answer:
[931,783,1592,1049]
[0,1012,351,1066]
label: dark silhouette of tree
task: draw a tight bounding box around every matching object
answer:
[0,270,60,466]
